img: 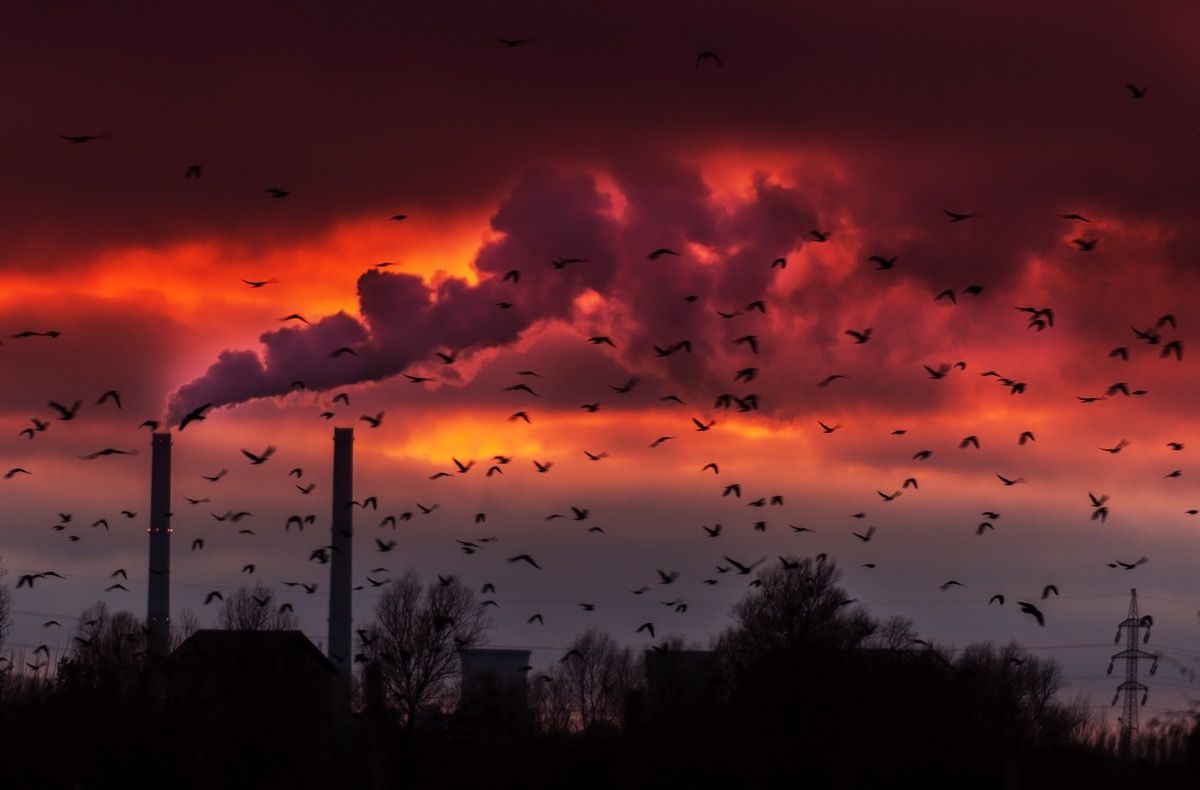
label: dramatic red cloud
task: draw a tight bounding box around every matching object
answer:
[3,0,1200,714]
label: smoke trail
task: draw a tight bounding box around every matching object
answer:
[166,165,820,423]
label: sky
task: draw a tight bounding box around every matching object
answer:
[3,0,1200,719]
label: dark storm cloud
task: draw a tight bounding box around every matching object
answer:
[5,0,1199,275]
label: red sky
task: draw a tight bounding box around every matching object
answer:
[3,0,1200,715]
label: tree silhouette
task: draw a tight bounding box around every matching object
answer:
[955,641,1088,749]
[54,602,147,703]
[0,558,11,652]
[217,583,299,631]
[535,627,640,733]
[718,555,874,664]
[170,607,200,651]
[357,570,490,729]
[863,614,918,651]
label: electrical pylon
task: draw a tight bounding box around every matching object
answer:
[1107,588,1157,759]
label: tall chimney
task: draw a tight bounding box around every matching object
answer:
[147,432,172,657]
[329,427,354,722]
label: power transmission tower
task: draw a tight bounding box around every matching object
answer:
[1107,588,1157,759]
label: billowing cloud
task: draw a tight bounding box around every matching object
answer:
[167,169,624,419]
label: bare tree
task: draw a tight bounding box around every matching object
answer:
[358,570,490,729]
[864,615,917,652]
[0,558,12,652]
[955,641,1086,748]
[169,607,201,651]
[537,628,639,733]
[56,602,146,692]
[529,667,575,734]
[217,583,299,631]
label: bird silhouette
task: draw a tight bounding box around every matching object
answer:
[845,328,872,344]
[646,248,680,260]
[48,400,82,420]
[242,446,277,464]
[179,403,213,430]
[1100,439,1130,454]
[1017,601,1045,626]
[61,132,109,143]
[722,556,765,575]
[11,330,61,339]
[924,363,951,380]
[80,448,139,460]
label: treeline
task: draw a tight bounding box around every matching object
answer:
[1,557,1198,788]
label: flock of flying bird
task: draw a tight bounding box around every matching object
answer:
[2,73,1193,677]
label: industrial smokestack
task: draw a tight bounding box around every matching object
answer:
[329,427,354,723]
[147,432,172,657]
